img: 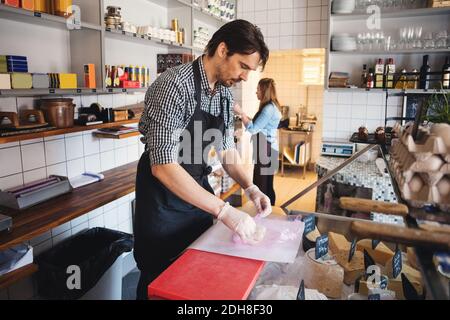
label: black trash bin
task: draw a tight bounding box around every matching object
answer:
[36,227,133,300]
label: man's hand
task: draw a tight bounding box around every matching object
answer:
[245,185,272,218]
[218,203,264,245]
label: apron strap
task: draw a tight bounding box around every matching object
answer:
[192,58,202,115]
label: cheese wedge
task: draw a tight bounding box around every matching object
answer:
[329,232,350,253]
[304,249,344,299]
[328,232,364,285]
[333,250,365,285]
[384,260,423,300]
[356,239,394,265]
[388,276,423,300]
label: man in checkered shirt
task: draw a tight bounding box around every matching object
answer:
[134,20,271,299]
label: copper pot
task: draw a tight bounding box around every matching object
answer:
[39,98,75,128]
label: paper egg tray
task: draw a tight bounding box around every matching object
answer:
[400,127,450,163]
[389,134,450,211]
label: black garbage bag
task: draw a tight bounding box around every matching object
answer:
[36,227,133,300]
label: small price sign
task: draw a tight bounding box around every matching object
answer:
[303,215,315,236]
[315,235,329,260]
[392,249,403,279]
[296,280,305,301]
[348,238,357,263]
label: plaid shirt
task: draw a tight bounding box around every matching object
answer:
[139,56,235,166]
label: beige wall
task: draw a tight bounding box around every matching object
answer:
[261,51,324,164]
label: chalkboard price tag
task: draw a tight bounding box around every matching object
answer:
[76,89,82,93]
[364,250,376,274]
[315,235,329,260]
[34,12,42,18]
[303,215,315,236]
[49,89,55,94]
[122,88,127,92]
[368,294,381,300]
[372,239,381,250]
[380,275,388,290]
[296,280,305,301]
[392,249,402,279]
[348,238,357,262]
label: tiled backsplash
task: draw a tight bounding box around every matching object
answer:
[238,0,329,50]
[322,90,403,141]
[0,93,145,300]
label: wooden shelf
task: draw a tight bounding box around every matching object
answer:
[0,263,38,290]
[93,131,141,140]
[0,119,140,144]
[0,4,101,31]
[177,0,233,24]
[105,28,195,51]
[331,7,450,21]
[220,183,241,201]
[0,87,149,97]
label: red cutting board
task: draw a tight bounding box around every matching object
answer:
[148,249,265,300]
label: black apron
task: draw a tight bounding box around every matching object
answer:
[251,106,278,205]
[134,58,225,298]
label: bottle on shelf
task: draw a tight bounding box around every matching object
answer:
[146,67,151,87]
[442,57,450,89]
[112,66,120,88]
[395,69,408,90]
[361,64,368,88]
[367,68,375,89]
[105,65,112,88]
[129,65,135,82]
[419,55,431,90]
[385,58,395,89]
[409,69,420,89]
[374,58,385,89]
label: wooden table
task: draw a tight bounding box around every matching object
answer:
[279,129,313,178]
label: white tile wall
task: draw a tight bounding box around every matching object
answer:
[21,143,46,172]
[23,168,47,185]
[45,139,66,166]
[323,90,403,140]
[239,0,328,50]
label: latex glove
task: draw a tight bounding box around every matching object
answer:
[245,185,272,218]
[233,103,243,117]
[218,203,263,245]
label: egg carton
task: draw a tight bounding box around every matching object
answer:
[399,125,450,163]
[390,140,450,182]
[390,165,450,211]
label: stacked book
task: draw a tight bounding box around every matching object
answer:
[0,55,7,73]
[328,72,349,88]
[6,55,28,73]
[93,126,139,139]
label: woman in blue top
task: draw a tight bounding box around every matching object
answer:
[234,78,282,205]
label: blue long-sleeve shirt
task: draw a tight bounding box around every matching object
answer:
[245,102,282,151]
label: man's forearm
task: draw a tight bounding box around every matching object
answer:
[220,149,253,190]
[152,163,225,217]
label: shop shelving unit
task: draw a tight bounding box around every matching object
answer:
[326,4,450,89]
[0,0,236,98]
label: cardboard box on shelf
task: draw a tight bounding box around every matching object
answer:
[84,64,96,89]
[2,0,20,8]
[58,73,77,89]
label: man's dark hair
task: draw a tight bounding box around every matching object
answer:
[205,19,269,70]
